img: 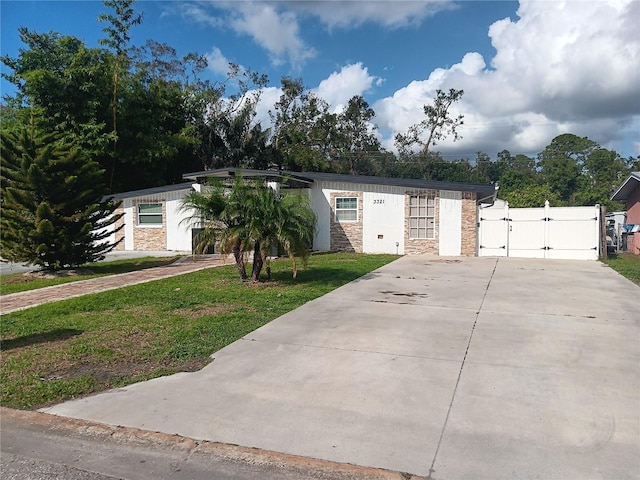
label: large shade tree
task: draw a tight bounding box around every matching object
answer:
[1,28,114,162]
[270,79,339,172]
[395,88,465,155]
[1,121,122,270]
[331,95,381,175]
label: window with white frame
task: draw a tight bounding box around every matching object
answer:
[409,194,435,239]
[335,197,358,222]
[138,203,163,225]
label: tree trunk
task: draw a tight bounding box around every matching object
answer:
[232,239,247,280]
[251,240,263,282]
[109,57,120,191]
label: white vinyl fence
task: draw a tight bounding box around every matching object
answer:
[478,201,602,260]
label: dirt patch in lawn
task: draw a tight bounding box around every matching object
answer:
[2,328,209,386]
[51,356,211,385]
[27,269,95,279]
[174,304,235,319]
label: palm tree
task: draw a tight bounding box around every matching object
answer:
[181,177,316,282]
[240,179,316,282]
[270,192,316,279]
[180,179,249,280]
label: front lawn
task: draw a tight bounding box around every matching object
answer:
[602,252,640,286]
[0,256,182,295]
[0,253,398,410]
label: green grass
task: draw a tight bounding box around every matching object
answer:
[602,252,640,286]
[0,252,398,410]
[0,256,182,295]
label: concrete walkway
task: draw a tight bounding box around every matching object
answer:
[0,255,226,314]
[40,256,640,479]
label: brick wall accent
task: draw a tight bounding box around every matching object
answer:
[132,201,167,250]
[114,207,125,251]
[329,191,363,252]
[404,190,439,255]
[461,191,478,256]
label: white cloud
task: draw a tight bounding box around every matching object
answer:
[253,86,282,129]
[178,2,315,68]
[284,0,456,29]
[227,3,316,67]
[374,0,640,156]
[171,2,223,28]
[177,1,455,70]
[314,63,380,112]
[205,47,232,76]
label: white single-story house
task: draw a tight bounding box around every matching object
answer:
[107,168,498,256]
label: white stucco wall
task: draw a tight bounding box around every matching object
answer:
[123,202,134,250]
[166,196,194,251]
[118,188,194,252]
[310,184,331,251]
[311,181,406,255]
[111,180,475,256]
[362,188,405,254]
[438,190,462,256]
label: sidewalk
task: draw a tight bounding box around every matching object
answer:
[0,256,226,315]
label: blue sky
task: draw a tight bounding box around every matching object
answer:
[2,0,639,159]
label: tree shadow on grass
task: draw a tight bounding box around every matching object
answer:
[1,328,83,351]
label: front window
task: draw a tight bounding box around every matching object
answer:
[409,194,435,239]
[335,197,358,222]
[138,203,163,225]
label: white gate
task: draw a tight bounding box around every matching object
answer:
[478,201,601,260]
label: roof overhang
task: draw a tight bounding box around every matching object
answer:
[182,168,496,203]
[478,184,499,205]
[182,168,312,183]
[611,172,640,201]
[106,182,195,201]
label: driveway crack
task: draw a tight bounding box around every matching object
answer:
[428,257,499,478]
[242,337,462,363]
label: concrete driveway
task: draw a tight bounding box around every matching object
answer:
[42,256,640,479]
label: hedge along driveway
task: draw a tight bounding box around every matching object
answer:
[0,253,399,409]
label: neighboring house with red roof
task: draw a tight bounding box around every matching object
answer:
[611,172,640,254]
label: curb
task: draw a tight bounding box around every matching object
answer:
[1,407,429,480]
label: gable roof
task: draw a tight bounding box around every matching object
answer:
[611,172,640,201]
[182,168,498,203]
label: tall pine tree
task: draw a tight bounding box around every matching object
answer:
[1,120,123,270]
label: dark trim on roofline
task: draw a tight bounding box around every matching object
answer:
[182,168,292,181]
[611,172,640,201]
[182,168,497,203]
[107,182,195,200]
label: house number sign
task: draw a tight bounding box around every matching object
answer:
[373,199,385,205]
